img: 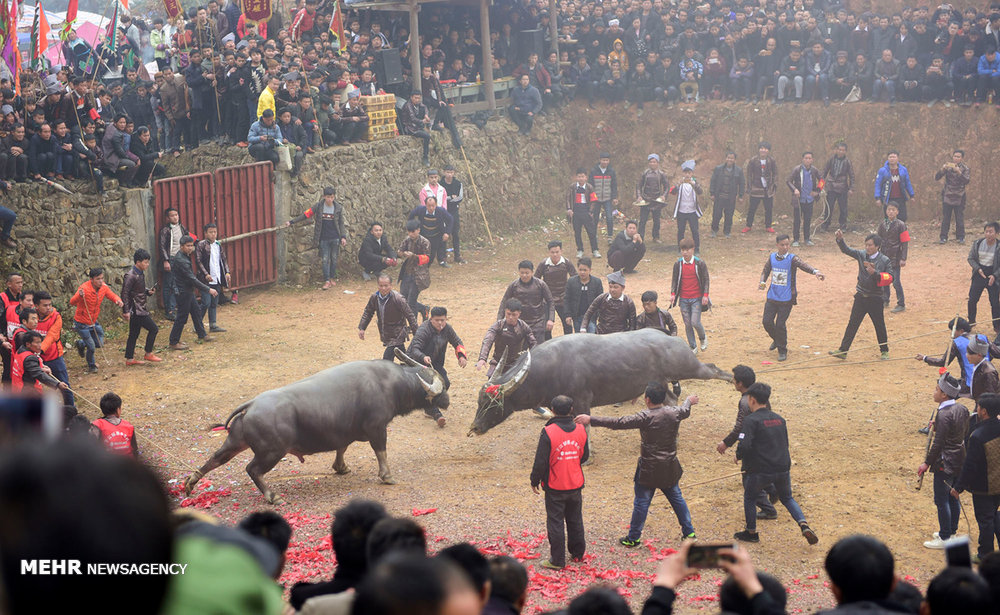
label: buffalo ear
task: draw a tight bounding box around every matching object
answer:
[394,348,423,368]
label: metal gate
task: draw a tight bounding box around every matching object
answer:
[153,162,276,291]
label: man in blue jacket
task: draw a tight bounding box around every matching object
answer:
[977,47,1000,105]
[510,74,542,135]
[874,150,915,221]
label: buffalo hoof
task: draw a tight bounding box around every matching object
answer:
[183,475,199,496]
[334,466,351,475]
[266,493,286,505]
[380,475,397,485]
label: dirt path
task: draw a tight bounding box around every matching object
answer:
[74,215,986,613]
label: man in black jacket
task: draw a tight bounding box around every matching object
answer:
[607,220,646,273]
[953,394,1000,560]
[830,230,895,360]
[968,222,1000,342]
[709,151,745,238]
[399,91,432,166]
[563,258,603,333]
[408,306,467,427]
[158,207,189,320]
[285,186,347,290]
[814,535,905,615]
[168,236,216,350]
[734,382,818,545]
[121,248,161,366]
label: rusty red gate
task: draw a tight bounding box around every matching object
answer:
[153,162,276,290]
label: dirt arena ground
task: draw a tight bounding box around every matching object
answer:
[70,214,994,613]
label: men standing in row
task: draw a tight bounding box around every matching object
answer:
[358,274,418,361]
[567,168,601,260]
[636,154,669,243]
[936,150,971,244]
[874,150,915,222]
[829,229,894,360]
[968,222,1000,342]
[168,236,216,350]
[589,153,619,241]
[734,382,819,546]
[563,258,603,334]
[607,221,646,274]
[576,383,698,546]
[669,161,703,254]
[441,165,466,264]
[409,193,453,269]
[786,152,822,247]
[953,394,1000,560]
[498,261,554,344]
[408,306,467,428]
[535,241,573,339]
[918,373,969,550]
[820,141,855,233]
[581,270,635,334]
[743,142,777,234]
[709,151,744,238]
[759,235,825,362]
[877,204,909,313]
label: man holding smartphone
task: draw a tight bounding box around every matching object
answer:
[576,382,698,546]
[734,382,818,545]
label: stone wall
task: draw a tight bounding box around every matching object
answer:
[162,117,570,285]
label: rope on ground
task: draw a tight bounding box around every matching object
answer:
[760,355,913,374]
[460,144,494,245]
[80,293,112,367]
[68,386,200,474]
[682,471,744,488]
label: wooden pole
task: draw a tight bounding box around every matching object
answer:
[479,0,495,111]
[409,0,421,91]
[548,0,559,56]
[460,144,493,245]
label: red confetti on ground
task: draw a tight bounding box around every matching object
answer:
[179,487,232,509]
[412,508,439,516]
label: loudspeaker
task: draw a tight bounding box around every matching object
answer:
[517,29,545,65]
[374,49,405,86]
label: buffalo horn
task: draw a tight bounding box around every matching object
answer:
[394,348,423,368]
[486,348,510,385]
[498,350,531,395]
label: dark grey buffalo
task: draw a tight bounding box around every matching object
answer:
[185,350,448,504]
[469,328,731,435]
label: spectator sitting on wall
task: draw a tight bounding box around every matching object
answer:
[247,108,285,169]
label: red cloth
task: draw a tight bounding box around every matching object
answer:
[93,418,135,457]
[544,423,586,490]
[11,349,43,394]
[679,261,701,299]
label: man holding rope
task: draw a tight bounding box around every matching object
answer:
[917,373,968,550]
[829,229,894,360]
[70,267,123,374]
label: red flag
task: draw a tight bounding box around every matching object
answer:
[60,0,76,40]
[162,0,183,19]
[242,0,272,24]
[328,0,346,51]
[31,2,51,65]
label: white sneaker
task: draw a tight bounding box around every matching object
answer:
[700,339,708,351]
[592,250,602,259]
[923,537,947,549]
[576,250,584,259]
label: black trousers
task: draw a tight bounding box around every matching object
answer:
[747,196,773,228]
[676,212,700,252]
[168,291,207,345]
[424,364,449,419]
[450,203,462,260]
[839,293,888,353]
[545,488,586,567]
[409,131,431,158]
[711,197,736,235]
[0,344,9,383]
[793,202,813,242]
[382,344,404,361]
[762,299,794,352]
[426,233,447,264]
[249,143,279,166]
[608,243,646,273]
[638,205,663,240]
[941,204,965,241]
[822,191,849,230]
[969,272,1000,333]
[125,314,159,359]
[545,304,573,340]
[973,493,1000,558]
[572,207,598,252]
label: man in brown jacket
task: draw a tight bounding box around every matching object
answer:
[576,382,699,546]
[820,141,855,232]
[581,270,636,334]
[477,299,537,377]
[158,68,189,155]
[397,220,432,321]
[743,142,778,234]
[935,149,971,244]
[358,274,418,361]
[968,336,1000,402]
[918,373,969,549]
[535,241,574,338]
[498,260,555,343]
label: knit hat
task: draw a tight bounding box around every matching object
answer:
[347,89,361,99]
[937,373,962,398]
[682,159,696,171]
[607,270,626,286]
[43,74,62,95]
[648,153,660,162]
[967,334,990,356]
[608,18,620,27]
[599,151,610,158]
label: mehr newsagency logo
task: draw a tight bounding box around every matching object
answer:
[21,560,187,575]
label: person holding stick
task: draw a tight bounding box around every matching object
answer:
[121,249,162,367]
[917,373,968,550]
[70,267,123,374]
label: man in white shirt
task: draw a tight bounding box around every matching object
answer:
[670,160,703,254]
[197,223,231,333]
[969,222,1000,343]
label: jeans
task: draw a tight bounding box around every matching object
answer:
[675,212,700,252]
[46,356,73,406]
[592,200,615,237]
[573,316,597,333]
[200,283,222,326]
[169,290,207,345]
[73,321,104,369]
[742,473,778,517]
[743,471,805,532]
[969,272,1000,333]
[400,275,427,319]
[762,299,794,352]
[711,197,736,235]
[320,239,341,280]
[804,73,829,100]
[161,267,177,315]
[638,205,662,240]
[793,202,813,242]
[933,471,961,540]
[627,482,694,540]
[839,293,888,353]
[873,78,896,102]
[572,207,598,252]
[883,259,904,307]
[678,297,705,348]
[942,204,965,241]
[124,314,159,359]
[823,191,849,230]
[0,205,15,240]
[545,488,586,567]
[972,493,1000,557]
[746,196,773,228]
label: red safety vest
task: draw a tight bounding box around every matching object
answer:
[544,422,586,490]
[11,349,43,394]
[93,418,135,457]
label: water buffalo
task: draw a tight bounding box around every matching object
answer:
[468,328,731,435]
[185,350,449,504]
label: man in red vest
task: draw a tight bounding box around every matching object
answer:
[11,331,68,395]
[92,392,137,457]
[531,394,589,570]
